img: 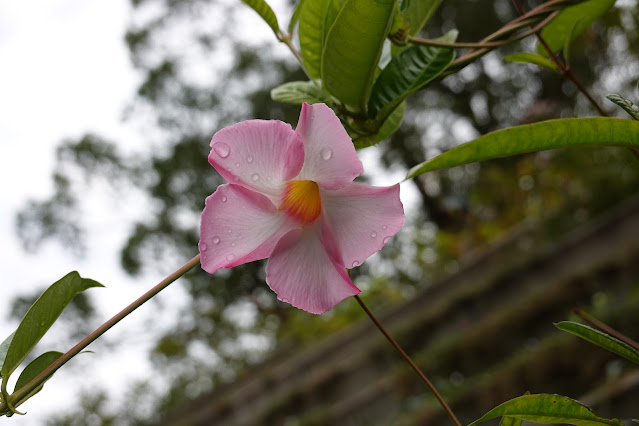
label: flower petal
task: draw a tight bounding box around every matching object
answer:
[295,103,363,190]
[209,119,305,199]
[199,184,297,273]
[265,221,360,314]
[321,182,404,268]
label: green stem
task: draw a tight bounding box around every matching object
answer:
[354,295,462,426]
[0,254,202,414]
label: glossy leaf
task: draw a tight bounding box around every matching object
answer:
[1,272,103,379]
[400,0,442,36]
[499,416,523,426]
[504,53,557,72]
[321,0,395,111]
[270,81,333,105]
[241,0,281,37]
[407,117,639,179]
[555,321,639,365]
[14,351,63,396]
[368,30,456,120]
[0,334,14,378]
[299,0,331,79]
[537,0,615,55]
[607,94,639,121]
[470,394,624,425]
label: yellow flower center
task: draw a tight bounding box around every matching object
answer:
[281,180,322,225]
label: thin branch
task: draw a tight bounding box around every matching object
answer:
[574,308,639,352]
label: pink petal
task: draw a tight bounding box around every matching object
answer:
[199,184,297,274]
[265,221,360,314]
[321,182,404,268]
[209,120,305,199]
[295,103,364,190]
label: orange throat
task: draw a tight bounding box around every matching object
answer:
[281,180,322,225]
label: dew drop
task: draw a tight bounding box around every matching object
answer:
[235,162,240,167]
[351,260,359,267]
[200,243,208,251]
[226,254,236,261]
[320,148,333,160]
[212,236,220,244]
[221,195,227,202]
[370,231,377,238]
[247,155,254,163]
[40,321,46,327]
[383,236,392,244]
[251,173,260,182]
[213,142,230,158]
[382,225,387,230]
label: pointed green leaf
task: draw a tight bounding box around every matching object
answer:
[0,334,15,378]
[287,0,306,35]
[607,94,639,121]
[368,30,456,120]
[469,394,624,425]
[504,53,557,72]
[321,0,395,111]
[400,0,442,36]
[407,117,639,179]
[555,321,639,365]
[14,351,63,396]
[271,81,333,105]
[299,0,331,79]
[499,416,523,426]
[537,0,615,55]
[241,0,281,37]
[1,272,103,379]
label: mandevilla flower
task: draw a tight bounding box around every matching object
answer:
[199,103,404,314]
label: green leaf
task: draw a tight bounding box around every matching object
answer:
[537,0,615,55]
[469,394,624,425]
[400,0,442,36]
[407,117,639,179]
[241,0,281,37]
[607,94,639,120]
[368,30,456,120]
[555,321,639,365]
[14,351,63,396]
[499,416,523,426]
[1,272,103,380]
[504,53,557,72]
[270,81,333,105]
[321,0,395,111]
[0,334,15,378]
[353,101,406,149]
[287,0,306,35]
[299,0,331,79]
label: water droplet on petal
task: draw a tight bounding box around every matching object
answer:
[383,236,392,244]
[200,243,208,251]
[247,155,254,163]
[251,173,260,182]
[231,242,236,247]
[370,231,377,238]
[226,254,236,261]
[212,236,220,244]
[235,162,240,167]
[351,260,359,267]
[320,148,333,160]
[382,225,387,230]
[213,142,230,158]
[221,195,227,202]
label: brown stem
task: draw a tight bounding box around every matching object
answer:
[574,308,639,352]
[354,295,462,426]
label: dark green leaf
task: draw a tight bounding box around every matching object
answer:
[270,81,333,105]
[321,0,395,111]
[607,94,639,120]
[469,394,624,425]
[0,333,15,378]
[368,30,456,120]
[1,272,103,379]
[555,321,639,365]
[407,117,639,179]
[241,0,281,37]
[400,0,442,36]
[504,53,557,72]
[299,0,331,79]
[14,351,63,396]
[537,0,615,55]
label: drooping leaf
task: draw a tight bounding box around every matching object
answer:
[407,117,639,179]
[368,30,456,120]
[354,101,406,149]
[14,351,63,396]
[400,0,442,36]
[469,394,624,425]
[607,94,639,121]
[321,0,395,111]
[504,53,557,72]
[298,0,331,79]
[555,321,639,365]
[241,0,281,37]
[537,0,615,55]
[0,333,15,378]
[270,81,333,105]
[499,416,523,426]
[1,272,103,380]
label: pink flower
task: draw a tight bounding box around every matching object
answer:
[199,103,404,314]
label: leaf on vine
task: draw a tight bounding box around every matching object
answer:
[299,0,331,79]
[270,81,333,105]
[504,53,557,72]
[555,321,639,365]
[241,0,281,37]
[406,117,639,179]
[607,94,639,121]
[354,101,406,149]
[14,351,63,397]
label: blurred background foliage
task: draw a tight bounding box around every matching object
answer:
[11,0,639,423]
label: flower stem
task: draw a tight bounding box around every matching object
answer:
[353,295,462,426]
[1,254,202,414]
